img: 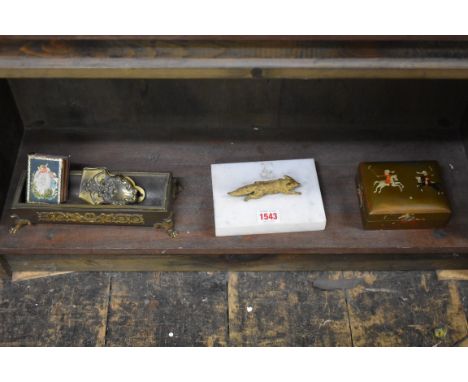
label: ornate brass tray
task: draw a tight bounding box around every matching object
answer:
[9,170,177,237]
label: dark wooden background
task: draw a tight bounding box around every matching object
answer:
[9,78,468,130]
[0,271,466,346]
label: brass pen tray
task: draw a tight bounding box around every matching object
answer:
[9,170,177,237]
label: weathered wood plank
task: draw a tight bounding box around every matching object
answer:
[0,272,110,346]
[9,79,465,131]
[0,269,465,346]
[455,336,468,346]
[345,271,468,346]
[105,272,228,346]
[11,271,72,282]
[437,270,468,281]
[458,280,468,324]
[227,272,352,346]
[2,36,468,61]
[5,58,468,79]
[5,253,468,273]
[8,79,281,130]
[3,38,468,79]
[0,257,11,282]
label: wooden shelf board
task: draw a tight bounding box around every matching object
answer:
[3,58,468,79]
[1,126,468,260]
[2,38,468,78]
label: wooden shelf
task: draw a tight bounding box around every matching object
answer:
[1,126,468,270]
[2,37,468,79]
[2,38,468,272]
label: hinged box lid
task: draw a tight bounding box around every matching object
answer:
[357,161,452,229]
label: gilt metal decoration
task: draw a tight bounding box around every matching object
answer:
[36,211,145,225]
[228,175,301,201]
[79,167,146,206]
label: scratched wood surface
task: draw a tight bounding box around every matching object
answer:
[0,256,11,282]
[0,272,110,346]
[344,271,468,346]
[105,272,228,346]
[460,281,468,323]
[1,271,466,346]
[227,272,352,346]
[3,37,468,79]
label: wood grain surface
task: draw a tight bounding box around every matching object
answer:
[344,271,468,346]
[460,280,468,321]
[6,253,468,273]
[2,37,468,78]
[0,270,466,346]
[437,270,468,281]
[0,272,110,346]
[0,256,11,281]
[227,272,352,346]
[105,272,228,346]
[11,271,72,282]
[8,79,467,130]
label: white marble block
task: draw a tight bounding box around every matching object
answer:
[211,159,326,236]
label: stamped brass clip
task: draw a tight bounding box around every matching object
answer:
[79,167,146,206]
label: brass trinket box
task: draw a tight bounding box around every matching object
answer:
[357,161,452,229]
[9,170,177,236]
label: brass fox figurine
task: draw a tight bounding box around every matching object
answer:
[228,175,301,201]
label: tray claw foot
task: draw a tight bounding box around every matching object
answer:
[154,214,177,238]
[9,214,32,234]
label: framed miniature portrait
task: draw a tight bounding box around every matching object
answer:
[26,154,69,204]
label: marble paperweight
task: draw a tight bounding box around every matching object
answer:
[211,159,326,236]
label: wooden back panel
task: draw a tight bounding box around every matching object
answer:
[0,80,23,213]
[8,79,468,134]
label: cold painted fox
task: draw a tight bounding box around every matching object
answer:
[228,175,301,201]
